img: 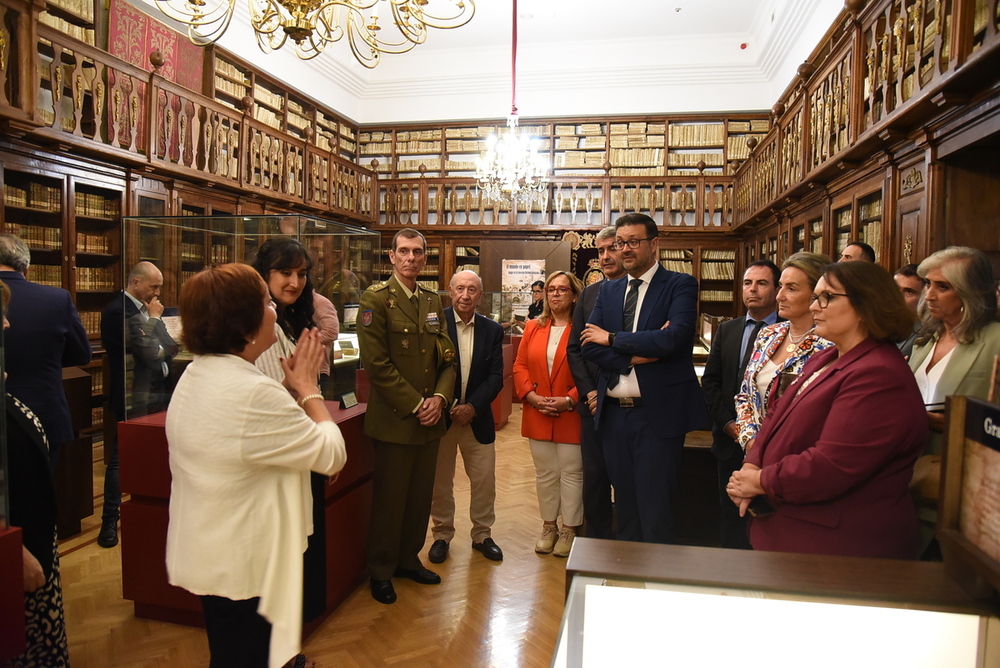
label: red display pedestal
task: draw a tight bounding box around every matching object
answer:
[119,403,374,630]
[491,342,514,430]
[0,527,26,662]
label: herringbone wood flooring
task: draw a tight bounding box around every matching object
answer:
[59,406,569,667]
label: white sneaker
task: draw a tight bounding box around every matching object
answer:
[534,525,559,554]
[552,527,576,558]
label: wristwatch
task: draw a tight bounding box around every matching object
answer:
[607,332,616,347]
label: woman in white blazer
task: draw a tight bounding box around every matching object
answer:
[165,263,347,668]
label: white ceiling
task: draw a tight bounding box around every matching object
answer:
[131,0,845,125]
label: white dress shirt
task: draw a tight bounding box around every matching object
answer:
[607,262,659,398]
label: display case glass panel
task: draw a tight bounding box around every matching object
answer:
[0,294,7,528]
[553,575,991,668]
[118,215,379,420]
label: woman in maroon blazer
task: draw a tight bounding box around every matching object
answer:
[514,270,584,558]
[728,261,927,559]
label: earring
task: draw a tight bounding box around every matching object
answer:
[251,338,256,345]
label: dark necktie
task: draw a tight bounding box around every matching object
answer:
[623,278,642,332]
[741,319,764,369]
[608,279,643,390]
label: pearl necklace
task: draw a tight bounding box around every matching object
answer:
[785,326,815,353]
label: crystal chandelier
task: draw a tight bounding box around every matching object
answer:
[475,0,549,205]
[153,0,475,64]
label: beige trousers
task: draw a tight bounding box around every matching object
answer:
[528,438,584,527]
[430,422,497,543]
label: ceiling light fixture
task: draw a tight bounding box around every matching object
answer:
[154,0,476,64]
[475,0,549,205]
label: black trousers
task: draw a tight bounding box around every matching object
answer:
[716,447,751,550]
[601,404,683,544]
[580,413,614,539]
[201,595,271,668]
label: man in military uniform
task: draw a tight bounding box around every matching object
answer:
[358,228,456,605]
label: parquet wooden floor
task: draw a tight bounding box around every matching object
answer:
[59,406,570,667]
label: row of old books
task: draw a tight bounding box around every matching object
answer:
[397,130,441,141]
[79,311,101,337]
[397,141,441,154]
[39,11,95,45]
[611,122,666,135]
[610,135,665,148]
[76,191,119,218]
[77,266,115,291]
[668,123,726,147]
[728,119,770,133]
[253,84,285,111]
[660,259,694,274]
[727,135,766,160]
[700,289,734,302]
[700,262,735,280]
[215,59,249,83]
[8,224,61,250]
[214,76,247,101]
[703,249,736,260]
[5,183,61,211]
[609,148,664,167]
[76,233,111,254]
[668,152,725,167]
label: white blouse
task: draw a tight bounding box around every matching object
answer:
[547,325,566,375]
[914,344,955,408]
[166,354,346,668]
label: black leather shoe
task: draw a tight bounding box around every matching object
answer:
[472,537,503,561]
[97,521,119,548]
[393,566,441,585]
[428,539,449,564]
[370,579,397,604]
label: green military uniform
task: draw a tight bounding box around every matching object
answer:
[358,274,456,579]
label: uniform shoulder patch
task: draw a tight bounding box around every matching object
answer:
[361,310,373,327]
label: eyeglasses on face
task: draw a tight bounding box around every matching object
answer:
[611,238,655,250]
[546,286,572,295]
[810,291,850,308]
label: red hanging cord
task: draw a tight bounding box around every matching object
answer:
[511,0,518,117]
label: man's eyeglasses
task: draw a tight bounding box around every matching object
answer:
[611,238,655,251]
[810,291,850,308]
[546,286,572,295]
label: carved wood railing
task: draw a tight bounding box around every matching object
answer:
[733,0,1000,226]
[1,14,376,224]
[375,174,734,232]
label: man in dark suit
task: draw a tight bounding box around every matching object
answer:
[0,234,91,466]
[358,229,456,604]
[99,261,179,548]
[567,226,624,539]
[701,259,780,549]
[427,270,505,564]
[580,213,709,544]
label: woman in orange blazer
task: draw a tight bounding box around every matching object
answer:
[514,270,584,558]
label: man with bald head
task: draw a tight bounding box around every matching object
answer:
[100,260,179,547]
[428,270,506,564]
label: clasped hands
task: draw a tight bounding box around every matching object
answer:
[526,391,572,417]
[727,464,764,518]
[417,395,445,427]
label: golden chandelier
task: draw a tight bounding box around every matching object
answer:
[154,0,475,64]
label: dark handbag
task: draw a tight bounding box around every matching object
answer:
[747,495,775,518]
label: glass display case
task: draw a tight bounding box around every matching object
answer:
[0,293,7,529]
[118,214,380,419]
[556,538,1000,668]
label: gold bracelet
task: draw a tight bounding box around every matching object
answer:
[298,393,324,407]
